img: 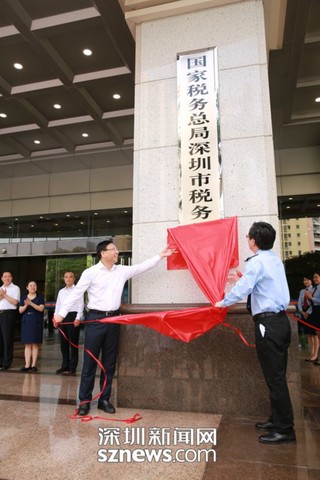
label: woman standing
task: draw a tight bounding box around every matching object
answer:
[19,281,44,372]
[298,275,319,362]
[305,271,320,366]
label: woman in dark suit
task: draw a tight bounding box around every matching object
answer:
[19,281,44,373]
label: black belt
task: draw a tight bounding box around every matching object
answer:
[0,309,15,314]
[253,310,286,322]
[88,309,120,317]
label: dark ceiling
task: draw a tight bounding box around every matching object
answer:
[0,0,135,178]
[0,0,319,222]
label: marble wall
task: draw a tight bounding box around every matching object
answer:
[118,305,302,417]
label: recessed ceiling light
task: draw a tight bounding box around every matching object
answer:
[286,206,291,209]
[82,133,89,137]
[0,113,7,118]
[317,204,320,207]
[34,140,41,144]
[113,93,121,100]
[53,104,61,109]
[83,49,92,56]
[106,220,110,223]
[315,97,320,103]
[288,197,293,200]
[13,63,23,70]
[124,210,128,213]
[66,214,70,217]
[94,212,98,215]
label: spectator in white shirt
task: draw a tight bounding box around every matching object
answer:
[0,271,20,370]
[54,272,84,375]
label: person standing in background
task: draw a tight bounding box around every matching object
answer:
[297,274,319,362]
[0,272,20,371]
[54,271,84,375]
[19,280,44,373]
[305,271,320,366]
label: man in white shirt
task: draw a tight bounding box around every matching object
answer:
[0,271,20,370]
[54,240,174,415]
[54,272,84,375]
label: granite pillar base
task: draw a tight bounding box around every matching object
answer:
[118,304,302,418]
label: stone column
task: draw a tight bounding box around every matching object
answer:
[117,0,301,416]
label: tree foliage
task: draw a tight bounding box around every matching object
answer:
[284,251,320,299]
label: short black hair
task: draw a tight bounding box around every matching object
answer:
[248,222,276,250]
[302,274,313,281]
[96,239,114,259]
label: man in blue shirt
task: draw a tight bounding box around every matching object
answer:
[215,221,296,445]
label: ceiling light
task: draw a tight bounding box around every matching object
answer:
[106,220,110,223]
[34,140,41,144]
[94,212,98,215]
[315,97,320,103]
[124,210,128,213]
[0,113,7,118]
[286,206,291,209]
[113,93,121,100]
[82,133,89,137]
[13,63,23,70]
[288,197,293,200]
[53,104,61,109]
[83,49,92,56]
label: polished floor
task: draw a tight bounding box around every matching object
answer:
[0,330,319,480]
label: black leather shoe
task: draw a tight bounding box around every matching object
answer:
[19,366,31,372]
[98,399,116,414]
[56,367,69,374]
[259,432,296,444]
[78,403,90,416]
[255,421,274,430]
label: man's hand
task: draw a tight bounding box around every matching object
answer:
[53,314,64,328]
[74,320,80,327]
[214,301,224,308]
[160,247,176,258]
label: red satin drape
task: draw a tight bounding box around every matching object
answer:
[100,217,239,342]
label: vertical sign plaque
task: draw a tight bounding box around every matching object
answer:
[177,48,222,224]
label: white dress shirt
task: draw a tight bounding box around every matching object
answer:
[0,283,20,310]
[54,284,84,320]
[57,255,161,318]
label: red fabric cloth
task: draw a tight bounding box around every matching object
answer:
[167,217,238,304]
[100,217,239,342]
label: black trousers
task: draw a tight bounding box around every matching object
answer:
[254,313,294,433]
[58,312,80,371]
[0,310,16,368]
[79,311,120,402]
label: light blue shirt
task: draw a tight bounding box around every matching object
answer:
[297,285,313,314]
[311,285,320,306]
[221,250,290,316]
